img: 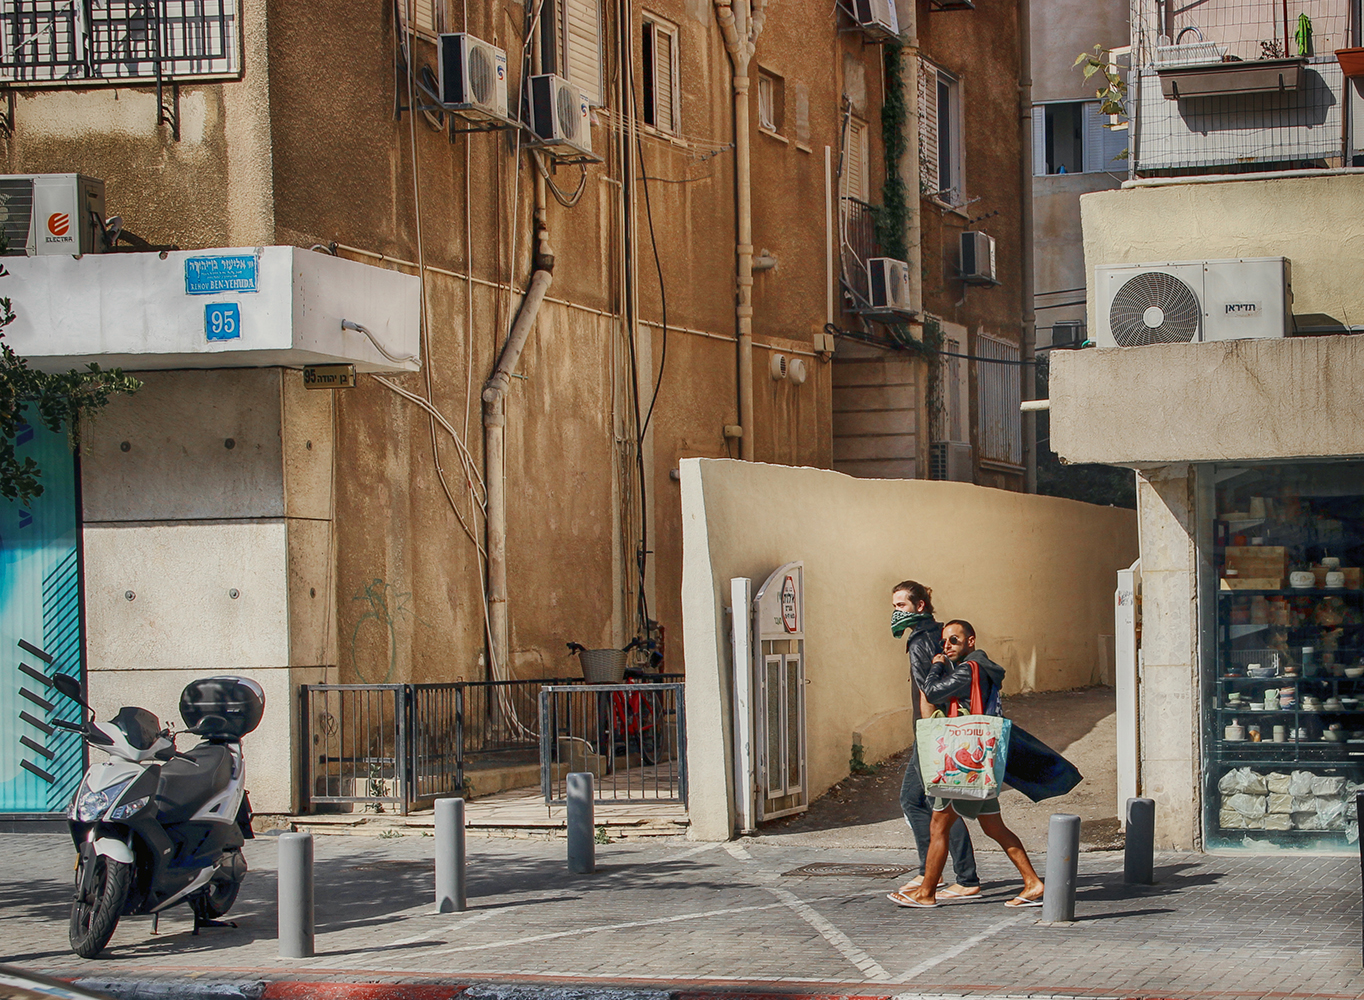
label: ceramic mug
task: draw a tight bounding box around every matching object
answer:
[1326,571,1345,589]
[1273,725,1287,743]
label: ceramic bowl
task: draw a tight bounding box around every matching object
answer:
[1346,667,1364,679]
[1290,571,1316,589]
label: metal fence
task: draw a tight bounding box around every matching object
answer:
[839,196,879,308]
[301,676,684,814]
[539,682,687,806]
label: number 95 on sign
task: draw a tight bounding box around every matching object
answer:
[205,302,241,342]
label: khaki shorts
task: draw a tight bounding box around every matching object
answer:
[932,796,1001,819]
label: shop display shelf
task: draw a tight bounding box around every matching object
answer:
[1218,588,1364,598]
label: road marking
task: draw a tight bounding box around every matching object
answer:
[427,899,792,954]
[765,885,891,982]
[723,842,752,861]
[391,908,498,946]
[672,842,723,860]
[891,914,1021,983]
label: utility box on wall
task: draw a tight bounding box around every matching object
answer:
[0,174,106,257]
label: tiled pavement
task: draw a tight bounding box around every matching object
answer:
[3,832,1363,999]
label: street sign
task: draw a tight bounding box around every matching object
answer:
[303,364,356,389]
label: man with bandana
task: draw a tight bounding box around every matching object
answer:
[889,580,981,901]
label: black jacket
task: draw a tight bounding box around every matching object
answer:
[905,619,942,691]
[920,650,1007,715]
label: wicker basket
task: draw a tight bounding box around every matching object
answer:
[579,648,627,683]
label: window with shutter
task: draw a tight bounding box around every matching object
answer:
[793,82,810,148]
[556,0,603,106]
[402,0,443,39]
[919,60,962,203]
[840,116,869,201]
[642,15,679,134]
[975,332,1022,468]
[918,62,939,196]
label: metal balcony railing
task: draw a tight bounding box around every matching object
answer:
[839,196,880,308]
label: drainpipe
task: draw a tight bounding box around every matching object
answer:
[900,3,922,321]
[714,0,767,461]
[1018,0,1037,493]
[483,175,555,679]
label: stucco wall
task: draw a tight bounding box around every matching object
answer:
[1049,335,1364,467]
[1034,172,1121,335]
[681,458,1139,840]
[1031,0,1130,103]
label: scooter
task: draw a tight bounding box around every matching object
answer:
[50,673,264,958]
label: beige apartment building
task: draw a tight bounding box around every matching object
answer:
[0,0,1029,818]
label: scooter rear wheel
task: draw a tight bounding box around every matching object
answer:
[200,870,241,919]
[69,854,132,958]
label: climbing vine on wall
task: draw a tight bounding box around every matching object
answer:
[876,43,909,263]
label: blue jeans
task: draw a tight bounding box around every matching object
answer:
[900,750,979,886]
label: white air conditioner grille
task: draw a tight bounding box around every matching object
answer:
[556,85,580,140]
[1108,271,1200,346]
[469,45,494,104]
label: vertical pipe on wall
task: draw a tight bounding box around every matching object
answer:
[714,0,767,462]
[1018,0,1037,493]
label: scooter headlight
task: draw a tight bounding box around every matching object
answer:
[75,778,135,822]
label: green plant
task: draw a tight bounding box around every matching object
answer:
[366,761,388,813]
[594,824,609,845]
[876,44,910,262]
[850,741,879,775]
[1295,14,1313,57]
[1074,45,1127,120]
[379,828,403,839]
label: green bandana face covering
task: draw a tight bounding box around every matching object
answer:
[891,609,932,638]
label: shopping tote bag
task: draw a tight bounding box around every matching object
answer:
[915,659,1012,801]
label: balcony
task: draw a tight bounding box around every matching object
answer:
[839,196,881,310]
[1131,0,1362,176]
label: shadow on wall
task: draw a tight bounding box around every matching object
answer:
[679,459,1139,840]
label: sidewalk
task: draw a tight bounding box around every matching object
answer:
[4,831,1363,1000]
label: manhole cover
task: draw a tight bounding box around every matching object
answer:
[782,862,915,878]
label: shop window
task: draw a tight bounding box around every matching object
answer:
[757,69,783,135]
[642,15,679,134]
[542,0,604,106]
[0,0,241,84]
[1204,461,1364,851]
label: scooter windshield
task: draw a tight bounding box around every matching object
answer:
[110,707,163,750]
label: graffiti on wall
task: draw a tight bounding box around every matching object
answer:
[349,577,428,683]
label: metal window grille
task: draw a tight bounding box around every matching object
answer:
[0,1,241,85]
[976,332,1022,468]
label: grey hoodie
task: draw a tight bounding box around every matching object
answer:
[919,649,1007,715]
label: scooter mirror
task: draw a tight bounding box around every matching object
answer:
[52,674,86,706]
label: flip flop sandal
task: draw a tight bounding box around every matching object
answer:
[1004,894,1044,908]
[938,886,984,901]
[887,890,939,908]
[901,876,946,890]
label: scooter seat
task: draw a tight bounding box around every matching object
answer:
[155,743,233,825]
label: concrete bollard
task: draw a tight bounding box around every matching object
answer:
[277,832,315,958]
[1357,790,1363,967]
[435,797,467,913]
[566,772,595,874]
[1041,813,1080,923]
[1124,796,1156,885]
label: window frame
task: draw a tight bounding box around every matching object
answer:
[919,60,964,207]
[0,0,244,88]
[542,0,605,107]
[757,68,784,136]
[641,12,680,135]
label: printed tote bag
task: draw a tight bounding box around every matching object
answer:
[915,660,1012,801]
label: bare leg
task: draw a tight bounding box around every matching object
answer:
[907,807,957,904]
[977,813,1043,899]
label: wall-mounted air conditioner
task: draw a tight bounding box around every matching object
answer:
[960,231,997,285]
[437,33,510,124]
[1094,257,1292,348]
[930,441,972,482]
[529,74,593,157]
[852,0,900,40]
[0,174,106,256]
[866,257,912,315]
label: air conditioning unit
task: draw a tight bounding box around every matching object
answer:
[0,174,106,256]
[529,74,593,157]
[852,0,900,40]
[1095,257,1292,348]
[866,257,913,316]
[437,33,510,124]
[960,231,997,285]
[930,441,972,482]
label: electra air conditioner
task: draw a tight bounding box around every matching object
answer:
[0,174,106,256]
[1094,257,1292,348]
[866,257,913,316]
[853,0,900,40]
[529,74,593,157]
[437,33,510,124]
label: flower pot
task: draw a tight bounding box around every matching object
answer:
[1336,47,1364,78]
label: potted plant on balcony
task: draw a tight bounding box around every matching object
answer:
[1337,46,1364,78]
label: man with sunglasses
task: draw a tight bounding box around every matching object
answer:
[889,619,1045,909]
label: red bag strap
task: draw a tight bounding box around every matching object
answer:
[947,659,984,717]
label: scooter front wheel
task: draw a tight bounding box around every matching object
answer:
[69,853,132,958]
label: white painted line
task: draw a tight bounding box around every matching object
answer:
[673,842,723,860]
[765,885,892,983]
[392,908,498,946]
[427,899,792,955]
[723,842,752,861]
[891,915,1022,983]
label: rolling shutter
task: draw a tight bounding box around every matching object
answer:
[654,23,675,132]
[918,61,939,196]
[563,0,603,105]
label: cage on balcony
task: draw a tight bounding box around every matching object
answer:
[1130,0,1358,175]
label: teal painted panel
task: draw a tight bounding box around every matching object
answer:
[0,421,84,814]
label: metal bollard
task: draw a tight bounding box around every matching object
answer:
[1124,796,1156,885]
[277,831,315,958]
[566,772,595,874]
[1041,813,1080,923]
[1357,790,1363,967]
[435,797,467,913]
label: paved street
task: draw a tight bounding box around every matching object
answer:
[3,831,1363,999]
